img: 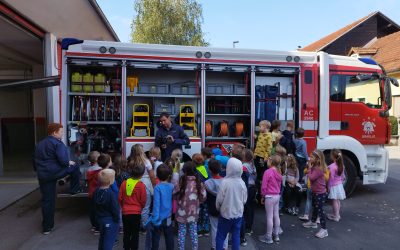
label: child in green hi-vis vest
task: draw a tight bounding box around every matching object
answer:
[118,163,147,250]
[192,153,211,237]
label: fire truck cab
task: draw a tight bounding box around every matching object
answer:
[61,39,398,195]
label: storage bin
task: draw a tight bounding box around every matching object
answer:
[71,84,82,92]
[155,103,175,115]
[94,73,106,83]
[83,73,93,83]
[207,84,233,95]
[94,85,105,93]
[234,84,246,95]
[83,85,94,93]
[71,72,82,83]
[139,84,169,94]
[170,83,197,95]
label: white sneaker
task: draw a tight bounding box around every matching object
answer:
[273,234,280,242]
[315,228,328,238]
[258,235,273,244]
[302,221,318,228]
[327,214,341,222]
[316,217,320,224]
[299,214,309,221]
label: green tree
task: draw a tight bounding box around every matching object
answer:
[131,0,208,46]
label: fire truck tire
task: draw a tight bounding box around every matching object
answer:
[342,154,357,196]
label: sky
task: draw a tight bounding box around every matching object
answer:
[97,0,400,51]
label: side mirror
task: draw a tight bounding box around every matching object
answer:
[390,77,399,87]
[385,79,392,110]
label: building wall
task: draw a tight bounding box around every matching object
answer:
[390,72,400,117]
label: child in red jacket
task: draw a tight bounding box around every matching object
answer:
[119,161,147,250]
[86,151,101,234]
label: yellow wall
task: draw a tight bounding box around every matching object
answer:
[389,72,400,117]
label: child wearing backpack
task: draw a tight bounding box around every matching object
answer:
[175,161,207,250]
[205,159,228,250]
[93,169,120,250]
[193,153,211,237]
[279,121,296,155]
[118,162,147,250]
[293,127,308,182]
[242,149,257,235]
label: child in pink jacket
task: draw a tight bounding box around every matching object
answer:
[259,155,283,244]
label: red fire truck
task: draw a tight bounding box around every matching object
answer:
[61,39,398,194]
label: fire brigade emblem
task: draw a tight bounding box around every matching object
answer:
[362,117,376,135]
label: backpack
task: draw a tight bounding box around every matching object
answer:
[206,179,220,217]
[280,130,296,155]
[207,192,219,217]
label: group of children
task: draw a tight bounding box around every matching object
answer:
[86,119,346,250]
[254,119,347,242]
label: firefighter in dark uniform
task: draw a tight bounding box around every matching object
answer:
[155,112,190,161]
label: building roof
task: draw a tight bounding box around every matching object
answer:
[369,31,400,73]
[347,47,378,56]
[300,11,400,52]
[2,0,119,41]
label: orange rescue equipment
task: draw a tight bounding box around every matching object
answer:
[235,121,244,137]
[206,120,213,136]
[218,120,229,137]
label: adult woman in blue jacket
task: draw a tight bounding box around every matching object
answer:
[33,123,81,234]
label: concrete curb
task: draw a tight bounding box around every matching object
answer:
[0,187,39,212]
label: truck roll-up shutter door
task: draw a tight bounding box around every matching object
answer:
[0,75,60,90]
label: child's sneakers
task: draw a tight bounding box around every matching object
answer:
[315,228,328,238]
[272,233,280,242]
[327,214,341,222]
[299,214,309,221]
[258,235,273,244]
[240,237,247,246]
[302,221,318,228]
[245,229,253,236]
[293,207,299,216]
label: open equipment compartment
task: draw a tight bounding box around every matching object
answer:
[204,64,251,151]
[125,62,201,154]
[66,59,123,164]
[254,66,299,130]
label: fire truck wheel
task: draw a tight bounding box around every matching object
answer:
[342,154,357,196]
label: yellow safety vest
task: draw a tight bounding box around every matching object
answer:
[126,178,140,197]
[196,165,209,179]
